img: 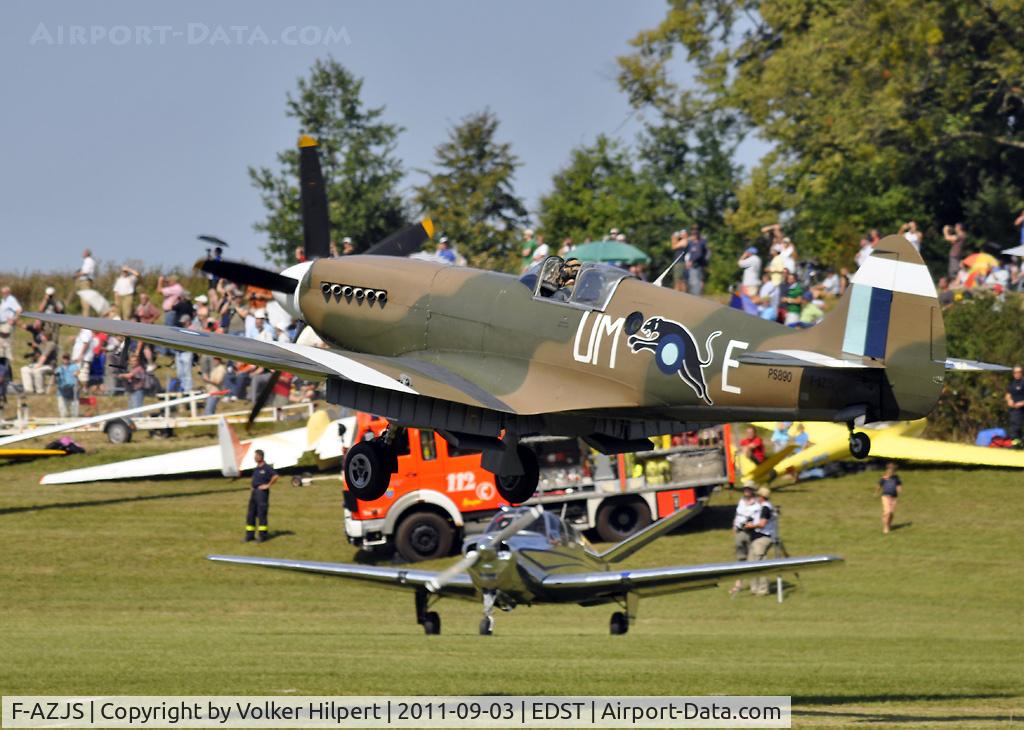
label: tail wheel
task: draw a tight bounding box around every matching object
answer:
[849,431,871,460]
[495,445,539,504]
[422,611,441,635]
[479,616,494,636]
[344,441,391,501]
[395,512,455,562]
[595,498,652,542]
[610,611,629,635]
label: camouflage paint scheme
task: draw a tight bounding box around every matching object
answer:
[27,235,944,448]
[297,234,943,439]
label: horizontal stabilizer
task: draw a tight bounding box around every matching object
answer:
[942,358,1011,372]
[737,349,878,369]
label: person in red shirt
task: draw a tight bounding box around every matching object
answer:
[740,426,766,465]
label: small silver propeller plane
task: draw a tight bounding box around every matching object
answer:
[209,505,841,635]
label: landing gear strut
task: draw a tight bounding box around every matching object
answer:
[479,591,496,635]
[610,592,638,635]
[415,589,441,635]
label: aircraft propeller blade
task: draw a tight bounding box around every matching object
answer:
[299,135,331,259]
[198,234,230,248]
[426,507,543,593]
[363,218,435,257]
[247,370,282,430]
[195,259,296,294]
[426,550,480,593]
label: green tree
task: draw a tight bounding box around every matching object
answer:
[414,110,528,270]
[928,294,1024,442]
[538,135,678,269]
[249,58,408,264]
[619,0,1024,272]
[636,101,743,288]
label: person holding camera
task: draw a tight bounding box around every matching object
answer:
[745,487,778,596]
[943,223,967,279]
[730,486,761,596]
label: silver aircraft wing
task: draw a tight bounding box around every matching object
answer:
[26,312,416,393]
[542,555,843,599]
[207,555,478,599]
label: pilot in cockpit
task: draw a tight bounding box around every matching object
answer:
[550,258,581,302]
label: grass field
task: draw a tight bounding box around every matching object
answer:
[1,433,1022,729]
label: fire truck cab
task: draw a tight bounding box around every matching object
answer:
[343,414,731,562]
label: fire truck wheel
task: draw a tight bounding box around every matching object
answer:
[495,445,539,504]
[422,611,441,635]
[344,441,391,501]
[395,512,455,562]
[595,498,652,543]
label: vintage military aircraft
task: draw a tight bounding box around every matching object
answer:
[27,136,1006,504]
[209,504,842,635]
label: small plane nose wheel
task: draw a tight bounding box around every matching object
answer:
[610,611,629,635]
[480,592,496,636]
[849,431,871,460]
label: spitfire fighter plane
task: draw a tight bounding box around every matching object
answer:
[210,504,842,635]
[27,137,1005,504]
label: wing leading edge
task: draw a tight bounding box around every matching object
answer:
[206,555,478,599]
[542,554,843,599]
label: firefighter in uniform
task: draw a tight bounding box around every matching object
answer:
[245,449,278,542]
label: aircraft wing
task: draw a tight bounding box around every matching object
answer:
[28,312,417,393]
[206,555,478,600]
[869,435,1024,468]
[542,555,842,600]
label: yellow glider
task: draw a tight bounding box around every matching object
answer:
[742,420,1024,484]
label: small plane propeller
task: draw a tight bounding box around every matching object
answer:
[426,506,543,593]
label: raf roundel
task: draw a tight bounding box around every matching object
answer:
[655,334,687,375]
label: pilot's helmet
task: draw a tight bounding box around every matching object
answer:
[559,257,581,284]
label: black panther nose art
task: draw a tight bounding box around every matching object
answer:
[628,316,722,405]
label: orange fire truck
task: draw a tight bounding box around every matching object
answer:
[343,414,733,562]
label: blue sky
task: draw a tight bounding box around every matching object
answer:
[0,0,767,272]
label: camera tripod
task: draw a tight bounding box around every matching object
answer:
[772,505,792,604]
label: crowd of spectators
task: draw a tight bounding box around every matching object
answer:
[0,250,328,420]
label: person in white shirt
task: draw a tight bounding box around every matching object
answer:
[899,220,922,251]
[0,286,22,362]
[112,265,139,321]
[75,248,98,316]
[737,247,762,297]
[730,486,761,596]
[855,237,874,268]
[757,274,781,321]
[255,318,276,343]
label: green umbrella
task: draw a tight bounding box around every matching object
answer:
[570,239,650,265]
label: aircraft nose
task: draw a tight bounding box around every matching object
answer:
[272,261,313,318]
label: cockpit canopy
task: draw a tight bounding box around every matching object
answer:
[519,256,631,312]
[484,508,589,547]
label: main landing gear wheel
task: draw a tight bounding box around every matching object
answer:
[479,616,494,636]
[610,611,629,635]
[849,431,871,460]
[344,441,391,501]
[495,445,539,504]
[422,611,441,635]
